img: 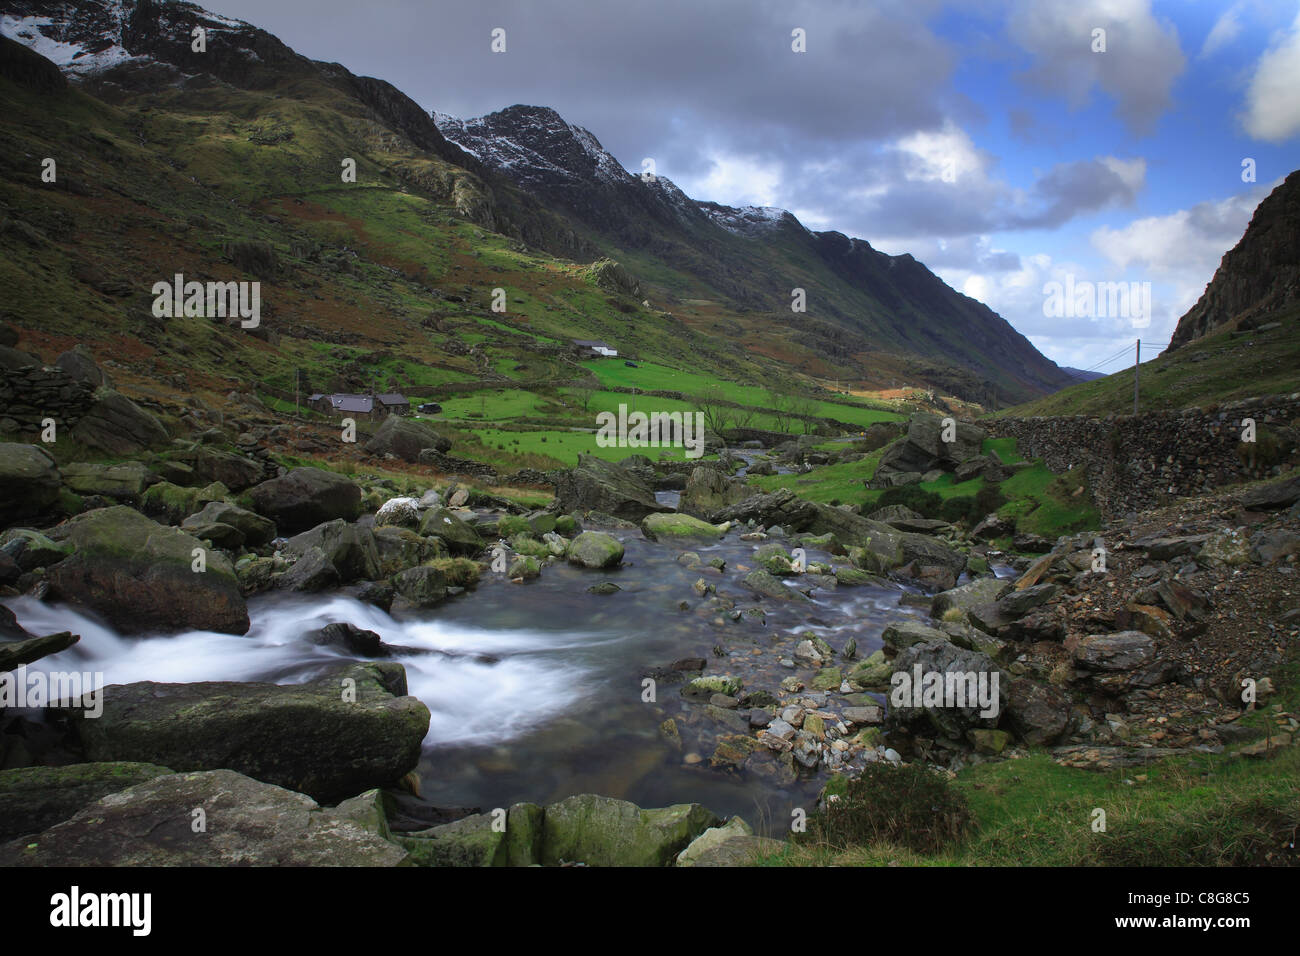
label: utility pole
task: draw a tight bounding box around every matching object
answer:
[1133,339,1140,415]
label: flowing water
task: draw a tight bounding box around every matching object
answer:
[8,524,968,835]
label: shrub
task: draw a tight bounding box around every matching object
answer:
[802,762,972,853]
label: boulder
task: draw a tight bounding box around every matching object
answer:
[885,639,1006,740]
[283,519,381,582]
[53,345,110,388]
[1239,475,1300,510]
[553,454,670,521]
[1005,677,1075,745]
[713,487,821,531]
[175,446,264,492]
[182,501,276,546]
[392,565,448,607]
[247,467,361,535]
[675,816,782,866]
[59,461,152,501]
[275,546,339,592]
[678,466,753,519]
[0,771,407,866]
[1072,631,1156,671]
[47,506,248,635]
[375,496,421,529]
[930,577,1012,619]
[0,762,171,841]
[876,414,985,475]
[540,793,720,867]
[566,531,625,569]
[364,415,451,462]
[0,528,71,571]
[0,443,61,524]
[882,620,951,652]
[641,512,728,541]
[71,388,168,455]
[61,662,429,804]
[398,804,543,867]
[417,507,482,555]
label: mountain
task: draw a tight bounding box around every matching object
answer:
[1060,368,1105,383]
[0,0,1071,411]
[1167,170,1300,351]
[435,105,1074,404]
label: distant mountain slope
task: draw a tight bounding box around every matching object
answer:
[3,0,1071,407]
[435,105,1075,404]
[1167,170,1300,351]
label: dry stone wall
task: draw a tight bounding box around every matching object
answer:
[985,394,1300,519]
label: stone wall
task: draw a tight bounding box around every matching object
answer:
[984,394,1300,519]
[0,364,96,435]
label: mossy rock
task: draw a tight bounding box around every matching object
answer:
[566,531,625,569]
[641,512,728,542]
[541,793,720,867]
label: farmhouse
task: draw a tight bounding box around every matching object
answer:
[307,392,410,419]
[573,339,618,357]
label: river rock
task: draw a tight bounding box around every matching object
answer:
[553,454,670,521]
[61,662,429,804]
[0,771,407,866]
[418,508,481,555]
[247,467,361,535]
[0,528,71,571]
[392,565,449,607]
[540,793,720,867]
[0,630,78,672]
[678,466,753,519]
[742,568,808,602]
[398,803,543,866]
[0,762,171,841]
[641,512,728,541]
[567,531,625,569]
[375,496,421,529]
[713,488,820,532]
[47,506,248,635]
[930,576,1012,619]
[0,443,61,525]
[182,501,276,546]
[284,519,381,582]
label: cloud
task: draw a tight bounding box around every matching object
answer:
[1005,0,1186,135]
[1200,3,1244,57]
[1090,182,1274,314]
[1242,9,1300,142]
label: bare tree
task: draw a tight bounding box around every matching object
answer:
[695,385,735,448]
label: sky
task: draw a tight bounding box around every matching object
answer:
[205,0,1300,373]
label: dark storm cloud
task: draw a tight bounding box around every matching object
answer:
[208,0,955,162]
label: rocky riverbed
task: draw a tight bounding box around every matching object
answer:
[2,360,1299,865]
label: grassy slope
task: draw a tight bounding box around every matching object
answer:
[998,306,1300,419]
